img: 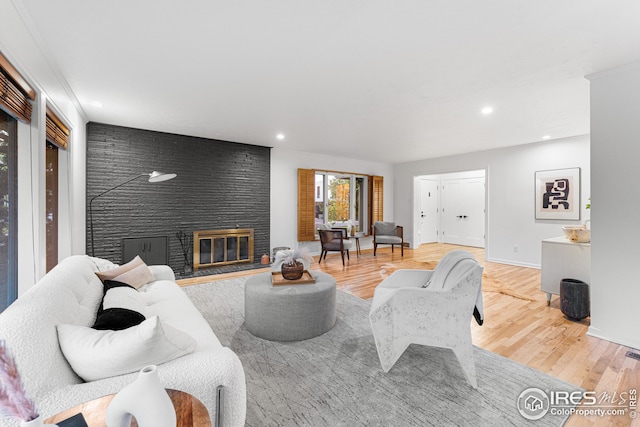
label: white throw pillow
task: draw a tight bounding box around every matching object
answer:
[57,316,197,381]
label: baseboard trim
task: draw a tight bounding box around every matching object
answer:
[485,257,540,269]
[587,326,640,351]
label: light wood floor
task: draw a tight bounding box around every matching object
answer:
[178,243,639,427]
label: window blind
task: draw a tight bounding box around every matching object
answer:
[46,107,70,149]
[0,52,34,123]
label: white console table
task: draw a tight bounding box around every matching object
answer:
[541,236,591,305]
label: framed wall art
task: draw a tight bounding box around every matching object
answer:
[535,168,580,220]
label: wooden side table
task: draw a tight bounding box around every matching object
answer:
[45,389,211,427]
[352,232,365,257]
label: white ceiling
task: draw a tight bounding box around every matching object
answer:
[17,0,640,164]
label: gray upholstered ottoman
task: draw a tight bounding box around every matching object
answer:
[244,271,337,341]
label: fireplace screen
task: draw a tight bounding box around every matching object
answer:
[194,229,254,269]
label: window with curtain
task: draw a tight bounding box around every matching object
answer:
[298,168,383,241]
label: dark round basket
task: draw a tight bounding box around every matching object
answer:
[281,262,304,280]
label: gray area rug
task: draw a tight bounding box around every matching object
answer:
[184,277,581,427]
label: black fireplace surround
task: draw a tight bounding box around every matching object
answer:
[86,122,271,274]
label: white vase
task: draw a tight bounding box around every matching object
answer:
[105,365,176,427]
[20,416,56,427]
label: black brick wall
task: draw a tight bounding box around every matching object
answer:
[86,122,270,273]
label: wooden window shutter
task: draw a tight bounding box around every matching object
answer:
[297,168,316,241]
[0,52,35,123]
[368,175,384,232]
[46,107,70,149]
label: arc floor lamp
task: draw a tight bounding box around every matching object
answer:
[89,171,177,257]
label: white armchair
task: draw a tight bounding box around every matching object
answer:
[369,250,484,388]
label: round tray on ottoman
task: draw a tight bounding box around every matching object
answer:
[244,271,337,341]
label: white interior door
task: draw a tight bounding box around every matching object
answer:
[442,176,485,248]
[442,179,463,244]
[419,179,438,244]
[460,177,485,247]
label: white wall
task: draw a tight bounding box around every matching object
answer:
[1,0,88,294]
[587,61,640,350]
[394,135,591,268]
[270,147,394,254]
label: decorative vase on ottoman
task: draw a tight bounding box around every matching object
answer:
[106,365,176,427]
[281,262,304,280]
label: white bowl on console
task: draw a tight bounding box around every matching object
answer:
[563,226,590,243]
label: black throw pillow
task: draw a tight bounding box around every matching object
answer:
[92,280,146,330]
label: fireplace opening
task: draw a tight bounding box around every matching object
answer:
[193,228,254,270]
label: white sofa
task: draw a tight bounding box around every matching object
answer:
[0,255,246,427]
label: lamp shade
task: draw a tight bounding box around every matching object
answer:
[148,171,177,183]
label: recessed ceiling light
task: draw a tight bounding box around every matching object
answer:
[481,106,493,115]
[276,133,285,140]
[90,101,103,108]
[542,135,551,140]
